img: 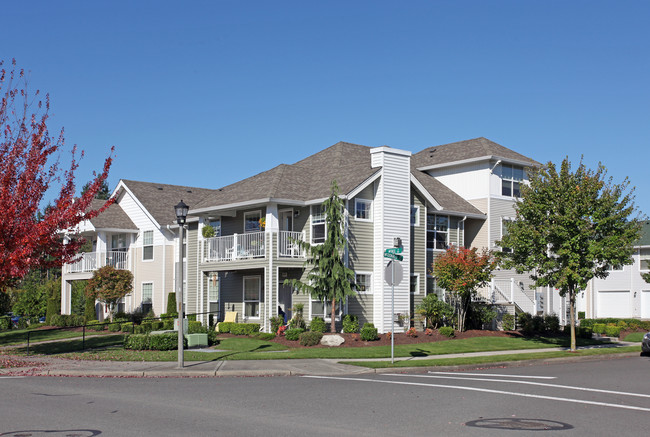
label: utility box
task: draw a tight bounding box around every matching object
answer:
[186,333,208,348]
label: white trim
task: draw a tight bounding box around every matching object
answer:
[355,272,373,294]
[410,174,443,211]
[417,155,537,172]
[354,198,373,222]
[142,230,154,262]
[114,181,162,228]
[243,275,261,319]
[410,273,420,295]
[346,170,382,199]
[411,205,420,226]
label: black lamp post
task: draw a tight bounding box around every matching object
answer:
[174,200,189,368]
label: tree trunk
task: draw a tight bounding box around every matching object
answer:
[330,298,336,333]
[569,290,576,351]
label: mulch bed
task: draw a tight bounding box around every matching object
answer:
[268,329,522,349]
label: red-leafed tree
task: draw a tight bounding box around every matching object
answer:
[431,246,497,332]
[0,59,114,291]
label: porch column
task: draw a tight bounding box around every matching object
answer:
[265,203,279,232]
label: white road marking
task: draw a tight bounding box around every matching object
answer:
[302,375,650,412]
[428,371,556,379]
[388,373,650,399]
[0,376,25,379]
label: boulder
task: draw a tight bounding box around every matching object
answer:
[320,334,345,347]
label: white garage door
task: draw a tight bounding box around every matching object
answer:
[642,291,650,319]
[597,290,631,318]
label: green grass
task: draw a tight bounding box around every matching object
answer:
[0,327,117,346]
[343,345,642,369]
[8,334,126,355]
[14,334,611,362]
[623,332,646,342]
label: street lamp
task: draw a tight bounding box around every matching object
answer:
[174,200,189,369]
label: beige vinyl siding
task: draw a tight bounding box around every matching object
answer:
[465,217,488,250]
[348,220,374,271]
[490,198,517,249]
[132,245,167,315]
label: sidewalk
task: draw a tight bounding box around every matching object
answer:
[0,341,640,378]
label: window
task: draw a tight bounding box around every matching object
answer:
[243,276,261,318]
[141,282,153,314]
[244,211,261,233]
[606,264,624,272]
[311,298,341,320]
[427,214,449,250]
[208,273,219,302]
[111,234,127,251]
[355,273,371,293]
[501,164,524,197]
[501,218,514,253]
[640,249,650,271]
[210,219,221,237]
[311,204,326,244]
[410,274,420,294]
[426,276,445,299]
[411,205,420,226]
[142,230,154,261]
[354,199,372,220]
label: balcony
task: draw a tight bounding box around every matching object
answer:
[203,231,305,263]
[66,250,130,273]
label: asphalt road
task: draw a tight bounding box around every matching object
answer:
[1,355,649,436]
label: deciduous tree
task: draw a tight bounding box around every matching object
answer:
[0,59,114,291]
[498,157,642,351]
[284,181,356,333]
[85,266,133,322]
[432,246,496,332]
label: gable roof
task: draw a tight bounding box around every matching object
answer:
[87,198,138,231]
[413,137,540,170]
[119,180,218,226]
[411,168,484,216]
[191,142,378,212]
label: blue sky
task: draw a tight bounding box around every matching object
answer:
[2,1,648,215]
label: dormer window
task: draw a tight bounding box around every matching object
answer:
[501,164,524,197]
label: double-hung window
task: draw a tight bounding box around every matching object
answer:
[141,282,153,314]
[354,199,372,221]
[501,164,524,197]
[410,274,420,294]
[243,276,261,318]
[311,298,341,320]
[142,230,154,261]
[355,273,371,294]
[427,214,449,250]
[311,204,326,244]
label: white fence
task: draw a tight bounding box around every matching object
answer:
[66,251,129,273]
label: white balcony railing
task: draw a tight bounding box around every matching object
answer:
[480,278,537,314]
[203,231,305,262]
[66,250,129,273]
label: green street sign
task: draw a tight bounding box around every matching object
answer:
[383,252,403,261]
[384,247,403,254]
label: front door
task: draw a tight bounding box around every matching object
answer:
[278,282,293,322]
[280,210,293,232]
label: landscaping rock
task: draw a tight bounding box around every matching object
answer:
[320,334,345,346]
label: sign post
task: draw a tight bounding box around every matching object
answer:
[384,246,404,364]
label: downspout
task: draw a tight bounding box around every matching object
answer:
[459,216,467,247]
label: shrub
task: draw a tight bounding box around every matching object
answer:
[140,322,153,333]
[108,323,121,332]
[576,326,593,339]
[288,303,306,330]
[342,314,359,333]
[16,318,28,330]
[84,296,96,322]
[150,332,186,350]
[120,323,134,333]
[0,316,12,331]
[218,322,261,335]
[501,313,515,331]
[166,293,178,317]
[50,314,85,327]
[466,303,497,330]
[406,327,417,337]
[424,328,434,336]
[299,331,323,346]
[86,320,105,331]
[151,321,164,331]
[285,328,305,341]
[578,311,585,320]
[207,330,219,346]
[439,326,455,337]
[415,293,454,329]
[592,323,606,334]
[134,325,146,334]
[188,320,204,334]
[270,316,284,334]
[124,334,150,350]
[605,325,621,337]
[188,314,197,322]
[543,314,560,333]
[309,317,327,333]
[162,319,174,330]
[360,323,378,341]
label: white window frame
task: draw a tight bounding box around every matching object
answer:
[141,282,153,313]
[311,204,326,244]
[501,163,524,198]
[410,273,420,295]
[355,273,372,294]
[309,296,341,321]
[607,264,624,272]
[500,217,515,253]
[411,205,420,226]
[142,230,154,261]
[427,214,449,251]
[243,275,261,319]
[244,211,262,233]
[640,248,650,272]
[354,198,372,221]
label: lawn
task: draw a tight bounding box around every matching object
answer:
[623,332,647,342]
[0,327,123,347]
[10,334,613,362]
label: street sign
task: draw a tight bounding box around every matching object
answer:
[384,247,403,254]
[384,260,404,286]
[383,252,403,261]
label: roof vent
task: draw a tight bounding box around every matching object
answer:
[186,190,192,193]
[157,187,163,190]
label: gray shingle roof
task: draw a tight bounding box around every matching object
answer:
[413,137,540,169]
[88,198,138,230]
[119,180,218,226]
[192,142,377,211]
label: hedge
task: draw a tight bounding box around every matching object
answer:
[360,323,378,341]
[124,333,187,351]
[299,331,323,346]
[0,316,11,331]
[217,322,260,335]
